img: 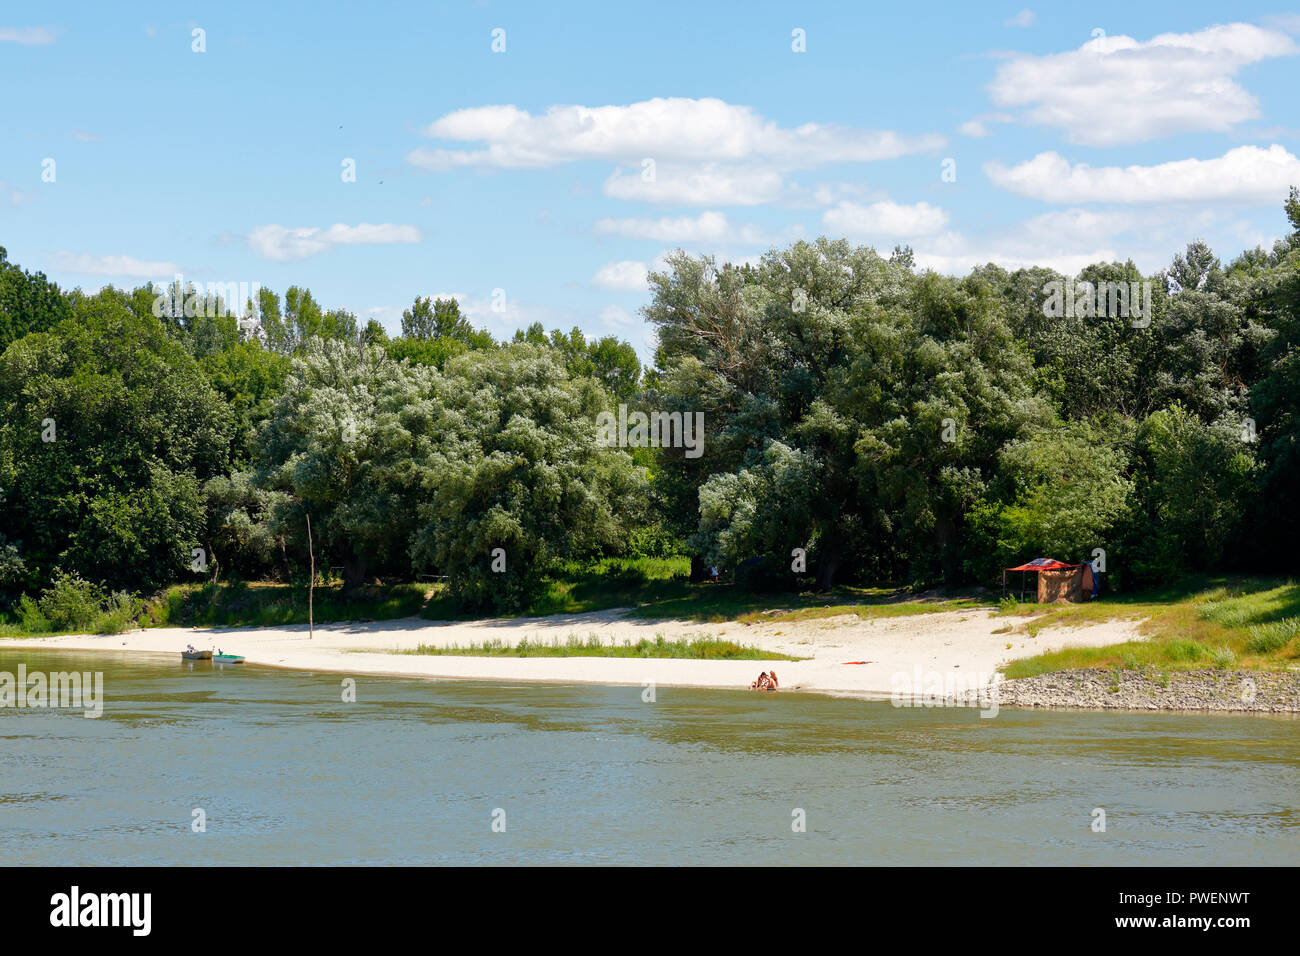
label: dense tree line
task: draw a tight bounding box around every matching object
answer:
[1,191,1297,613]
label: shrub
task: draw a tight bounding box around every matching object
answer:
[1245,617,1300,654]
[16,594,49,632]
[1164,639,1206,663]
[37,571,105,631]
[93,591,143,634]
[1209,645,1237,669]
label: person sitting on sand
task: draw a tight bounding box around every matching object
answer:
[768,670,778,689]
[751,671,778,691]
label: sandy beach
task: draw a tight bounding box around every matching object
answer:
[1,606,1144,698]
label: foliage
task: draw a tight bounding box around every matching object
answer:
[0,191,1298,618]
[409,344,647,612]
[0,293,231,592]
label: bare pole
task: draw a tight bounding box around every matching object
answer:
[306,512,315,640]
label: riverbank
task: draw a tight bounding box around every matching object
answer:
[991,668,1300,713]
[2,605,1143,698]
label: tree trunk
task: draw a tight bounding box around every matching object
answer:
[306,513,314,640]
[935,514,958,585]
[815,547,841,591]
[343,552,367,593]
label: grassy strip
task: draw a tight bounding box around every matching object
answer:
[998,577,1300,678]
[399,633,803,660]
[1,580,431,637]
[419,556,695,620]
[733,597,988,625]
[146,581,428,629]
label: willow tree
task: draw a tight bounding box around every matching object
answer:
[410,344,646,612]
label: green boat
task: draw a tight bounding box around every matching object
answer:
[213,652,245,664]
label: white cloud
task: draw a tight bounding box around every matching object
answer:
[408,98,944,208]
[958,113,1014,138]
[0,26,57,45]
[985,144,1300,203]
[248,222,422,261]
[409,98,944,172]
[1005,9,1036,28]
[602,162,786,206]
[599,305,637,327]
[822,200,949,237]
[908,205,1212,276]
[47,252,181,277]
[987,23,1298,145]
[591,260,650,291]
[910,230,1120,276]
[2,181,36,207]
[594,211,789,244]
[71,129,100,142]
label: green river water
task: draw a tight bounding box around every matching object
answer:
[1,649,1297,865]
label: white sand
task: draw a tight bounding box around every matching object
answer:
[2,605,1144,698]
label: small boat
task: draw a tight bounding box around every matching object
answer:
[213,653,245,664]
[181,649,212,661]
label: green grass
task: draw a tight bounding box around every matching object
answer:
[730,596,986,625]
[418,554,993,626]
[2,553,995,639]
[419,556,694,620]
[1245,616,1300,654]
[400,632,803,660]
[1000,577,1300,678]
[146,580,428,628]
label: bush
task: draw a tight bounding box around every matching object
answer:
[93,591,143,634]
[16,594,49,632]
[625,525,685,559]
[1245,616,1300,654]
[1164,639,1206,663]
[37,571,105,631]
[1210,645,1237,669]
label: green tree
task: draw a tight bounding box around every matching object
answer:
[1125,406,1256,580]
[258,337,437,590]
[402,295,475,341]
[0,293,232,592]
[966,420,1134,581]
[410,344,646,611]
[0,247,71,351]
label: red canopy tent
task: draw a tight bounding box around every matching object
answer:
[1003,558,1096,602]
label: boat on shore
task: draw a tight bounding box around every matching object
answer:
[213,653,245,664]
[181,649,212,661]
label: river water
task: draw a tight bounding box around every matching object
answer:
[2,649,1297,865]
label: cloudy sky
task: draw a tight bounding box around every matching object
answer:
[3,1,1298,357]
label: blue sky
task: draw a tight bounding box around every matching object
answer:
[3,1,1298,358]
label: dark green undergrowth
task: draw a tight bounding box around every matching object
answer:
[147,580,428,628]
